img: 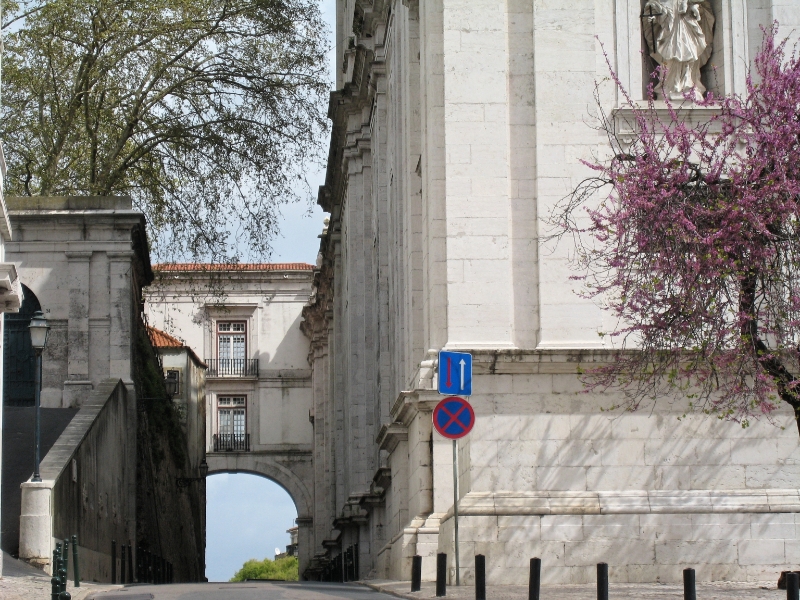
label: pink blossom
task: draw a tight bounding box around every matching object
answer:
[551,25,800,432]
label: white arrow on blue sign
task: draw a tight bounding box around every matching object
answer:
[438,350,472,396]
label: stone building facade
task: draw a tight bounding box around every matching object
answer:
[6,196,153,408]
[0,163,24,580]
[301,0,800,585]
[145,263,316,575]
[6,197,206,583]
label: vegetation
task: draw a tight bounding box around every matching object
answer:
[550,26,800,432]
[230,556,299,582]
[1,0,329,262]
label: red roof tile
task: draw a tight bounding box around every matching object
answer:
[154,263,314,272]
[147,326,184,348]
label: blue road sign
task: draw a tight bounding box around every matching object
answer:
[438,351,472,396]
[433,396,475,439]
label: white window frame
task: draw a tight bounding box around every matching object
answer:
[216,321,247,375]
[217,395,247,440]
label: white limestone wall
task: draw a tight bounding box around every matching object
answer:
[441,0,515,350]
[433,364,800,584]
[322,0,800,585]
[440,511,800,585]
[532,1,609,350]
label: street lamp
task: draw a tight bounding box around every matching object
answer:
[176,458,209,488]
[164,372,179,399]
[29,311,50,483]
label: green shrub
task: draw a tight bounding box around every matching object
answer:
[230,556,299,582]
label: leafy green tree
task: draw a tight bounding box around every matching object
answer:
[1,0,329,261]
[230,556,298,582]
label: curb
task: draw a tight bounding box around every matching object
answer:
[361,580,420,600]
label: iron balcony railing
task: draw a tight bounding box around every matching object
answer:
[205,358,259,378]
[213,433,250,452]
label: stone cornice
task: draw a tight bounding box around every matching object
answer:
[390,389,440,426]
[376,422,408,452]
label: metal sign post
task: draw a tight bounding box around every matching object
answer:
[452,438,460,585]
[433,394,475,586]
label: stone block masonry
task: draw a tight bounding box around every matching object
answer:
[6,196,153,409]
[9,197,205,583]
[301,0,800,586]
[19,380,135,581]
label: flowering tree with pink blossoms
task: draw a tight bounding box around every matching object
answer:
[552,26,800,433]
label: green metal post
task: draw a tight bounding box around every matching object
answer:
[60,560,67,593]
[72,535,80,587]
[63,538,69,582]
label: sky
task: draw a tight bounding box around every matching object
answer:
[205,0,337,582]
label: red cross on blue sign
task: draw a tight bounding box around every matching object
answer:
[433,396,475,440]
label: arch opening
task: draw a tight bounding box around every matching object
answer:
[205,472,299,582]
[4,284,42,406]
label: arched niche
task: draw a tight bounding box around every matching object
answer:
[4,284,42,406]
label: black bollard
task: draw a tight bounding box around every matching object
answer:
[52,548,59,589]
[51,575,60,600]
[63,539,69,580]
[529,558,541,600]
[436,553,447,597]
[128,542,133,584]
[72,535,80,588]
[475,555,486,600]
[683,568,696,600]
[121,544,126,584]
[597,562,609,600]
[59,592,71,600]
[111,540,117,584]
[55,542,62,586]
[411,555,422,592]
[789,572,800,600]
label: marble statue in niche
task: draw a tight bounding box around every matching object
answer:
[642,0,715,101]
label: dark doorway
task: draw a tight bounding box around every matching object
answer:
[4,284,41,406]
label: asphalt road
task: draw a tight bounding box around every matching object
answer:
[87,582,398,600]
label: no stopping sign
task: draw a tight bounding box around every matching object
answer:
[433,396,475,439]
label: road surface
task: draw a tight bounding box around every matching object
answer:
[87,581,398,600]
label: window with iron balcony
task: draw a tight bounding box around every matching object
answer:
[206,320,258,377]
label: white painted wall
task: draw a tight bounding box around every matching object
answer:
[144,267,314,450]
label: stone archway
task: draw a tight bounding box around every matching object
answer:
[3,284,42,406]
[206,451,314,577]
